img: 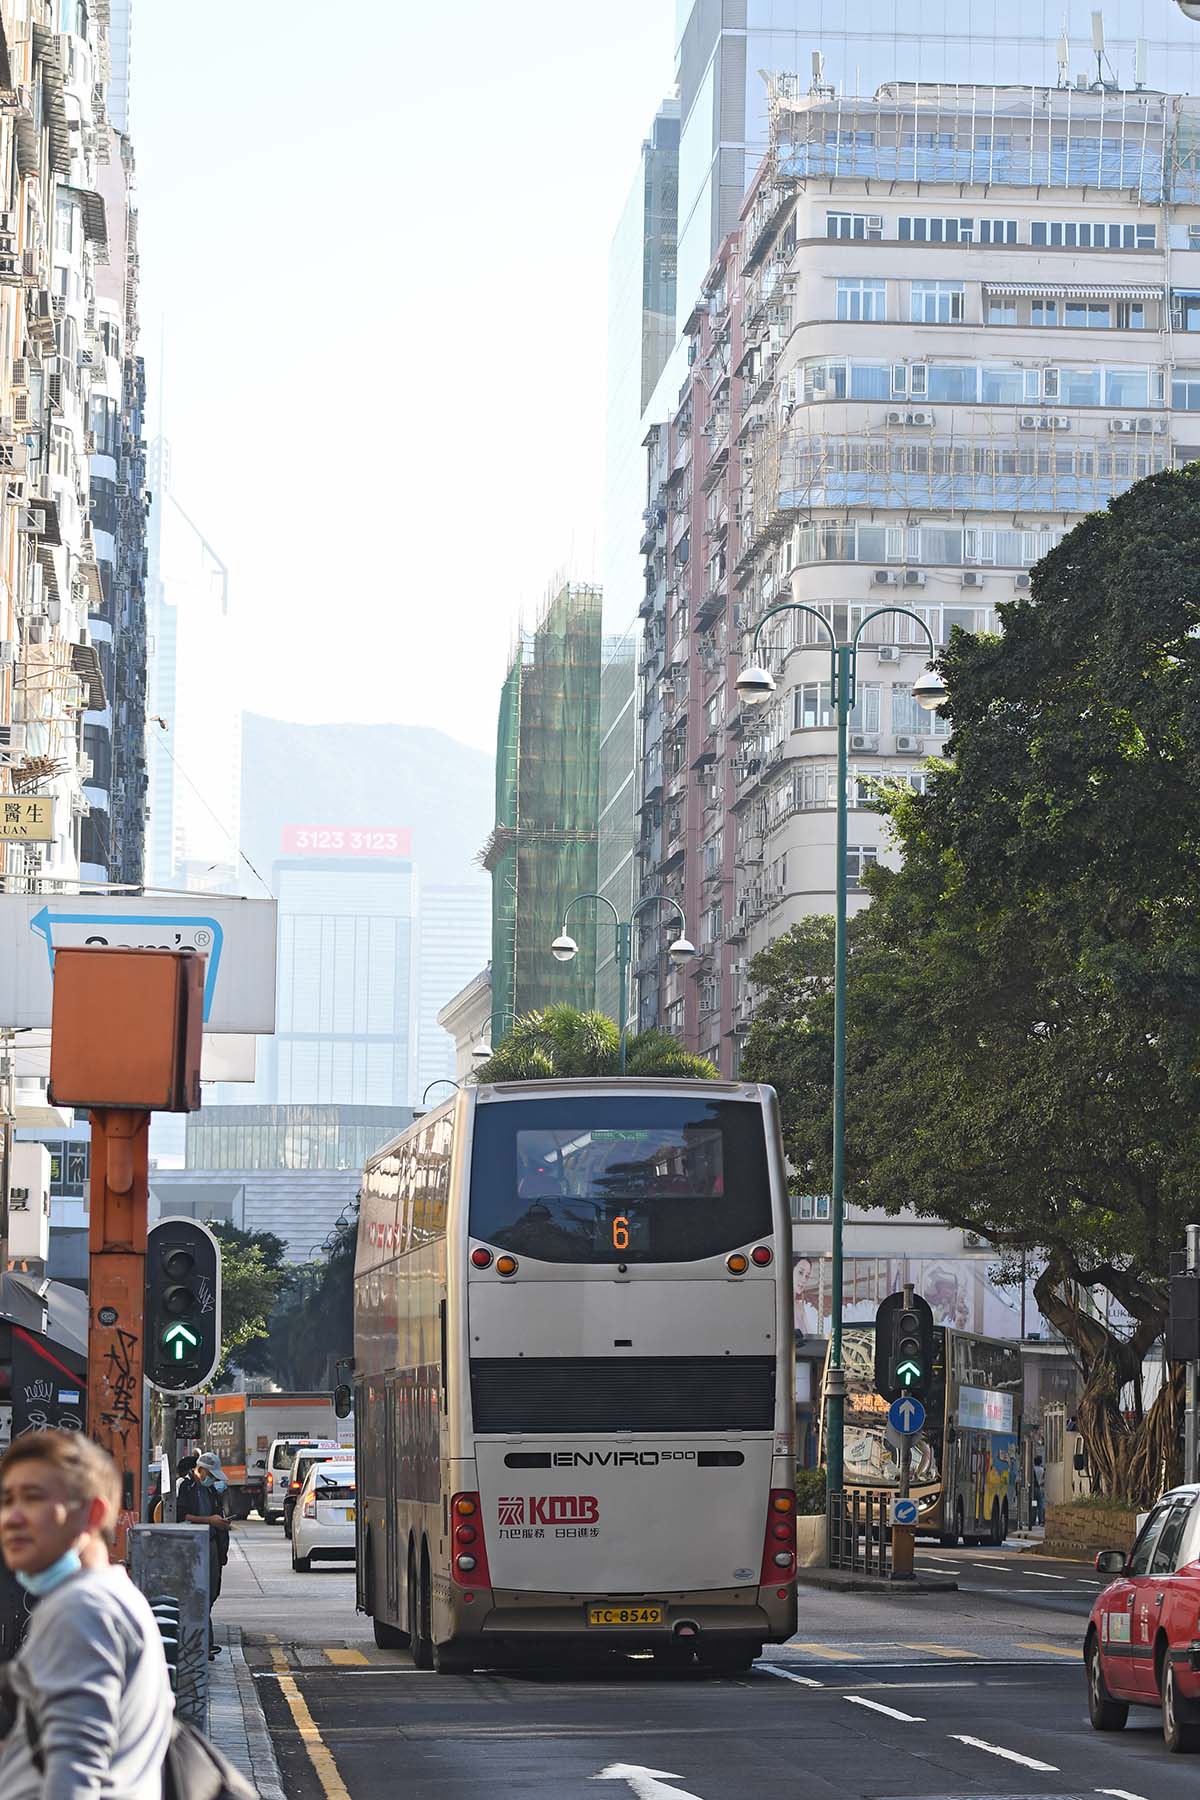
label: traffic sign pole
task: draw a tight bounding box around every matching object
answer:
[890,1283,916,1581]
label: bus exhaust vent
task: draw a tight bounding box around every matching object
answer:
[470,1356,775,1434]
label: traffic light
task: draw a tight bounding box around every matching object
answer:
[145,1217,221,1391]
[874,1291,935,1402]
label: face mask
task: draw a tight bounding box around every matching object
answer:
[16,1548,82,1596]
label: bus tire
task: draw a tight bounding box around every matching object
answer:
[700,1642,759,1675]
[409,1547,432,1670]
[433,1638,474,1674]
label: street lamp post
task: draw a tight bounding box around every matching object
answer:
[737,603,946,1506]
[551,893,697,1072]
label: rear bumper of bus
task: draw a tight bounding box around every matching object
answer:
[444,1583,795,1650]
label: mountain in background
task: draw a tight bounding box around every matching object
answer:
[240,714,494,889]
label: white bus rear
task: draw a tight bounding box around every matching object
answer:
[354,1078,796,1672]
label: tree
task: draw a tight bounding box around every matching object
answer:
[742,464,1200,1502]
[475,1005,719,1082]
[262,1212,358,1390]
[209,1224,289,1385]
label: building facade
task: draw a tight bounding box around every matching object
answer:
[483,581,603,1044]
[639,78,1200,1072]
[414,882,491,1098]
[0,5,146,894]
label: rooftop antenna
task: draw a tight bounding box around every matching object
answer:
[1090,10,1116,89]
[1056,27,1070,88]
[1134,37,1147,89]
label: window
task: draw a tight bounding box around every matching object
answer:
[977,219,1018,243]
[1128,1505,1172,1577]
[1048,367,1102,406]
[846,846,878,888]
[893,684,950,737]
[926,364,977,402]
[54,196,76,255]
[981,366,1039,403]
[1104,367,1151,407]
[911,282,964,325]
[1031,299,1058,327]
[1174,369,1200,409]
[837,278,886,322]
[1031,220,1156,250]
[987,299,1017,325]
[898,217,973,243]
[1064,300,1111,329]
[794,683,834,730]
[1173,292,1200,332]
[851,683,881,733]
[797,1194,831,1221]
[1150,1499,1195,1574]
[1114,302,1145,330]
[827,211,883,241]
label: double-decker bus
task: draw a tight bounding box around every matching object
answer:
[353,1078,796,1673]
[825,1324,1022,1544]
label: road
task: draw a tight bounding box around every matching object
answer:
[220,1522,1191,1800]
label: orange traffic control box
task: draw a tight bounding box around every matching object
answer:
[48,947,204,1111]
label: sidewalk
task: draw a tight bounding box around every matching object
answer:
[207,1624,286,1800]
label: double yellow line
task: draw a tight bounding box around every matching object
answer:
[269,1644,352,1800]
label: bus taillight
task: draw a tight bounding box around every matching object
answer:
[451,1492,491,1589]
[760,1489,796,1585]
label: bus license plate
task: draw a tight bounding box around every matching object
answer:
[587,1605,663,1627]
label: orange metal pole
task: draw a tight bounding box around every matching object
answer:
[86,1107,151,1560]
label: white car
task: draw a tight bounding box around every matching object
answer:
[265,1437,340,1524]
[291,1460,356,1573]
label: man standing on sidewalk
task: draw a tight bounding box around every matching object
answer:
[177,1451,231,1658]
[0,1429,172,1799]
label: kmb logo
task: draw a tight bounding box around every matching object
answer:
[497,1495,599,1526]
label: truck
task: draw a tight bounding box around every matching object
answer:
[202,1391,353,1519]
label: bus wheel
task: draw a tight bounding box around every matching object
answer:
[409,1548,432,1670]
[940,1500,964,1548]
[700,1642,759,1675]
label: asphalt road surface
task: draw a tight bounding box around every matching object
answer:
[221,1522,1192,1800]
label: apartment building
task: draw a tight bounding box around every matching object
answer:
[639,79,1200,1071]
[0,4,145,891]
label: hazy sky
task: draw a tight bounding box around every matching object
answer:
[131,1,676,755]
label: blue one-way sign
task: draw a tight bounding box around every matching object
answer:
[888,1395,926,1436]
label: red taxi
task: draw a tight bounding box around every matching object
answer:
[1086,1483,1200,1753]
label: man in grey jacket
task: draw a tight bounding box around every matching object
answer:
[0,1428,172,1799]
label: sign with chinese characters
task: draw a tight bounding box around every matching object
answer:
[958,1384,1014,1433]
[0,796,52,840]
[281,825,412,858]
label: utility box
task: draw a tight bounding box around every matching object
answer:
[7,1141,50,1266]
[127,1524,210,1725]
[48,948,204,1112]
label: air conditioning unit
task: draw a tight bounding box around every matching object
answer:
[11,358,27,389]
[1035,416,1055,431]
[867,214,884,232]
[850,733,879,753]
[895,734,922,753]
[12,393,30,425]
[115,480,130,498]
[886,410,904,426]
[1014,572,1032,589]
[876,645,901,663]
[873,569,898,585]
[961,570,984,588]
[1109,418,1136,433]
[1136,417,1155,432]
[19,505,45,533]
[1019,413,1038,429]
[0,640,15,666]
[906,410,933,427]
[903,569,927,587]
[26,615,48,643]
[0,723,26,755]
[1053,416,1072,430]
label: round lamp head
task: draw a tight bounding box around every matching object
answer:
[551,932,578,963]
[912,666,948,713]
[735,663,776,706]
[470,1039,492,1065]
[1177,0,1200,19]
[668,935,698,965]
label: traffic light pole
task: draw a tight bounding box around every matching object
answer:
[86,1108,151,1559]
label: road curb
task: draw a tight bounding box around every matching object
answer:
[214,1628,286,1800]
[795,1569,958,1594]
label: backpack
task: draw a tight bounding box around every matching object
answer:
[17,1689,258,1800]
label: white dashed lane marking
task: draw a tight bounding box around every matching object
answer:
[844,1696,924,1722]
[950,1734,1057,1771]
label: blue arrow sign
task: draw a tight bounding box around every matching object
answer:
[888,1395,926,1436]
[29,904,224,1021]
[891,1497,919,1527]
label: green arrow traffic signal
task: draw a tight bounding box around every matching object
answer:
[163,1321,200,1361]
[897,1359,922,1385]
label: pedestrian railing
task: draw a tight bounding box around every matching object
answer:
[827,1490,893,1576]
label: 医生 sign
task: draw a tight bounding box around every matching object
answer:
[0,894,276,1034]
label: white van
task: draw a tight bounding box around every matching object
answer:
[265,1436,340,1523]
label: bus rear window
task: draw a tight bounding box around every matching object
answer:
[469,1096,773,1264]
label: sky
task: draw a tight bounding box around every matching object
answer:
[131,0,676,755]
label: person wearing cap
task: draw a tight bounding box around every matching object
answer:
[176,1453,230,1659]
